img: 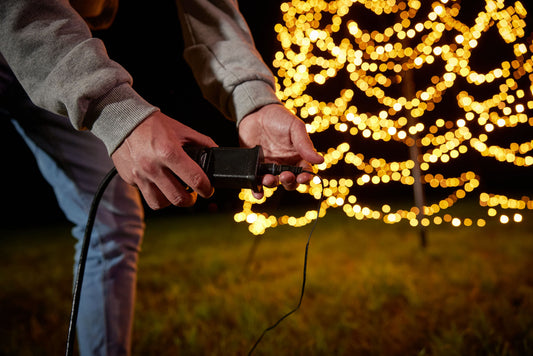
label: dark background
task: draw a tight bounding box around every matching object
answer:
[1,1,532,228]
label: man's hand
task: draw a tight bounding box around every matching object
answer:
[111,111,217,209]
[238,103,324,198]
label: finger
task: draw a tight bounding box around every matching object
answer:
[136,180,171,210]
[187,133,219,150]
[137,166,197,208]
[261,174,279,188]
[279,171,298,191]
[252,191,264,200]
[295,159,316,185]
[290,121,324,164]
[296,171,315,185]
[158,168,198,207]
[168,150,214,199]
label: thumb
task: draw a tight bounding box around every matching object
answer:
[291,120,324,164]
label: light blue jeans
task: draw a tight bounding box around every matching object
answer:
[10,96,144,356]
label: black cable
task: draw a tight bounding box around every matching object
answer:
[64,160,322,356]
[248,172,324,356]
[66,167,118,356]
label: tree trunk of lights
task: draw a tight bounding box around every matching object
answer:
[236,1,533,236]
[396,8,427,248]
[400,25,427,247]
[403,67,428,248]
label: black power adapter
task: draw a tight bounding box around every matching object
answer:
[184,145,304,192]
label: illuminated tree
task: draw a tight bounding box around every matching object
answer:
[235,0,533,235]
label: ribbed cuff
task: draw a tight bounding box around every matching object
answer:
[229,80,281,126]
[90,83,159,154]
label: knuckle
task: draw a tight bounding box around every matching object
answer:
[169,192,196,207]
[145,195,169,210]
[185,171,211,197]
[187,171,204,190]
[166,189,182,206]
[129,167,143,182]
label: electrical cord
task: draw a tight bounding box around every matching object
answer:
[65,158,323,356]
[247,171,323,356]
[66,167,118,356]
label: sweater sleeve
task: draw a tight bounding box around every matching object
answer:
[176,0,281,125]
[0,0,159,154]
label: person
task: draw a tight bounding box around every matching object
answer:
[0,0,324,355]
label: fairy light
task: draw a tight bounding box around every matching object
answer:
[235,0,533,235]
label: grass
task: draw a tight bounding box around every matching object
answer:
[1,210,532,355]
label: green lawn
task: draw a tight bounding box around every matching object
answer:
[1,210,532,355]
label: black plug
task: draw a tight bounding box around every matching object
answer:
[258,163,303,176]
[184,145,264,192]
[184,145,305,193]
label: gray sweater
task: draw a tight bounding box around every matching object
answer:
[0,0,279,154]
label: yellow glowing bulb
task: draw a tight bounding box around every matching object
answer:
[246,213,257,224]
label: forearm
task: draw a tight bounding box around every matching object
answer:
[176,0,280,125]
[0,0,158,154]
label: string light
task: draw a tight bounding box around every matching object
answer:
[236,0,533,235]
